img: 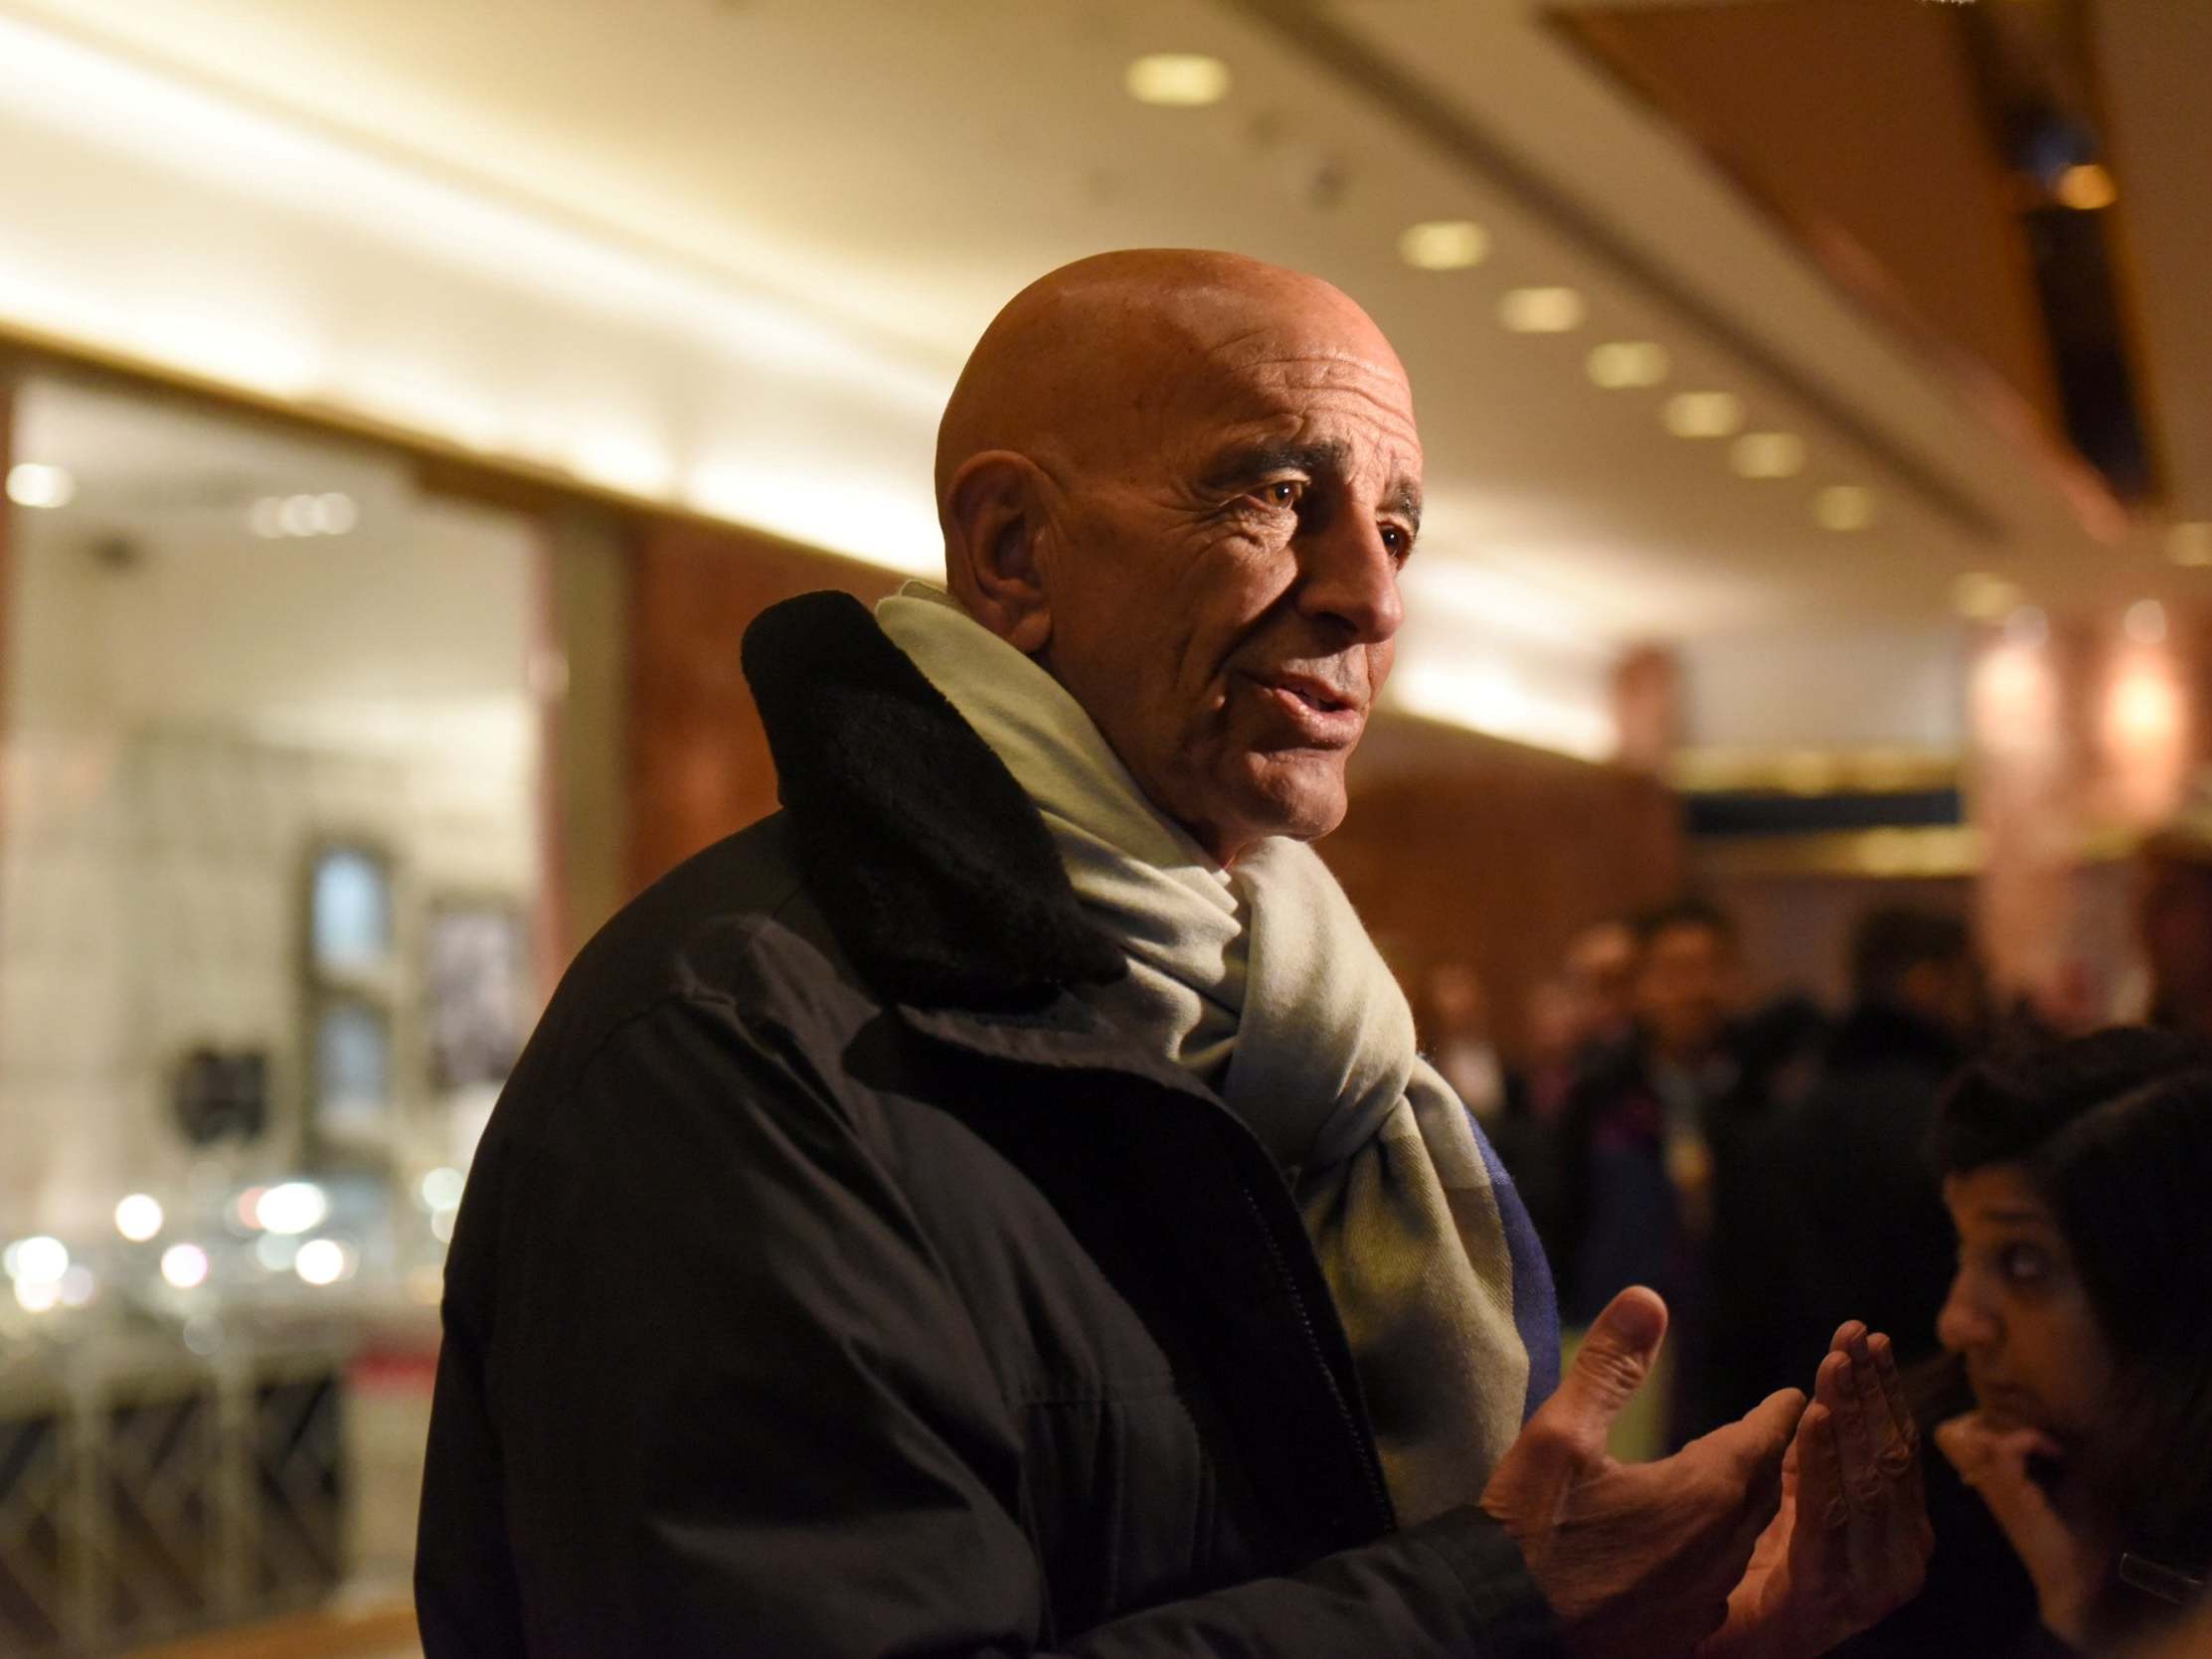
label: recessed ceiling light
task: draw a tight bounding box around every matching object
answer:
[1953,572,2020,621]
[1498,286,1584,333]
[1124,53,1231,106]
[1813,484,1877,532]
[1586,341,1668,389]
[278,495,321,537]
[5,462,76,510]
[1398,220,1489,271]
[311,492,357,535]
[2168,522,2212,567]
[2054,162,2117,212]
[2125,598,2167,644]
[1730,431,1805,479]
[1662,391,1743,438]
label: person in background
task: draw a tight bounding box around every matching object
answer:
[2134,800,2212,1037]
[1773,907,1984,1380]
[1841,1030,2212,1656]
[1519,974,1585,1122]
[1563,917,1638,1052]
[1422,960,1558,1228]
[1512,974,1585,1264]
[1422,960,1510,1130]
[1554,898,1754,1443]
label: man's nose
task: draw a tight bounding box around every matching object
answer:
[1936,1270,1997,1355]
[1296,516,1404,645]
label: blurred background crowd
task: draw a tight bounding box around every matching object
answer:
[1412,841,2204,1455]
[0,0,2206,1652]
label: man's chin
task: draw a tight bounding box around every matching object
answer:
[1232,757,1348,845]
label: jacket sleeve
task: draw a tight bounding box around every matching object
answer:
[417,991,1561,1659]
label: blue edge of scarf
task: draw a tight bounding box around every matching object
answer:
[1466,1109,1563,1423]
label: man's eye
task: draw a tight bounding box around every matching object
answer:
[1259,479,1302,508]
[1382,525,1412,560]
[2000,1244,2052,1284]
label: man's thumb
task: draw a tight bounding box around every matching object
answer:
[1550,1286,1668,1444]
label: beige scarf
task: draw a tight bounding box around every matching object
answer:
[878,583,1531,1522]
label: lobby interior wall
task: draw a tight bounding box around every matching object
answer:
[1324,727,1686,1059]
[625,518,902,895]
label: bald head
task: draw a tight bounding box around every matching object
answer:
[935,249,1404,524]
[933,249,1422,865]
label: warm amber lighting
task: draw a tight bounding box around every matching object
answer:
[2125,599,2167,645]
[1124,54,1231,106]
[1662,391,1743,438]
[1730,432,1805,479]
[6,462,75,509]
[2169,523,2212,568]
[2054,163,2117,212]
[1954,573,2021,621]
[2005,605,2049,648]
[1812,484,1876,532]
[1777,750,1837,796]
[2106,648,2187,823]
[1398,220,1489,271]
[1498,286,1585,333]
[1586,341,1668,389]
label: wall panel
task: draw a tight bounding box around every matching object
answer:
[1326,722,1686,1058]
[626,520,901,894]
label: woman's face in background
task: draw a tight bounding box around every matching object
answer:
[1938,1165,2117,1449]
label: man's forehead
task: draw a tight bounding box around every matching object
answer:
[1172,339,1421,463]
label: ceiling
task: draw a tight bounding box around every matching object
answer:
[1,0,2202,654]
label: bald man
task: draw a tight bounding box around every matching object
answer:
[418,251,1928,1657]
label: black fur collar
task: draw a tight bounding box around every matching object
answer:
[741,590,1128,1012]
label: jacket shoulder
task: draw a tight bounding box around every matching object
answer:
[507,813,881,1109]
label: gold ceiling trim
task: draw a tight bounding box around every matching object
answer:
[1671,746,1963,797]
[1694,826,1981,881]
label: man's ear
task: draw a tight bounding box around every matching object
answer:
[942,450,1052,655]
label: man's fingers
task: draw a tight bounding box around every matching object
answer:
[1866,1332,1921,1466]
[1699,1385,1806,1489]
[1818,1346,1887,1516]
[1799,1400,1850,1534]
[1548,1285,1668,1449]
[1827,1323,1887,1431]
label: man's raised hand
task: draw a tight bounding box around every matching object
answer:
[1697,1323,1934,1659]
[1480,1287,1803,1658]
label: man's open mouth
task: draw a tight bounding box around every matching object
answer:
[1270,674,1356,716]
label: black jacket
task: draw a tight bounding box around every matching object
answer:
[416,591,1561,1657]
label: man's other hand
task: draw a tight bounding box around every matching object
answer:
[1698,1323,1934,1659]
[1480,1287,1802,1659]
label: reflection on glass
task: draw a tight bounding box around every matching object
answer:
[311,846,392,973]
[314,997,390,1137]
[425,902,524,1091]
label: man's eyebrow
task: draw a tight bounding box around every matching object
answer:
[1201,441,1425,528]
[1201,440,1347,491]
